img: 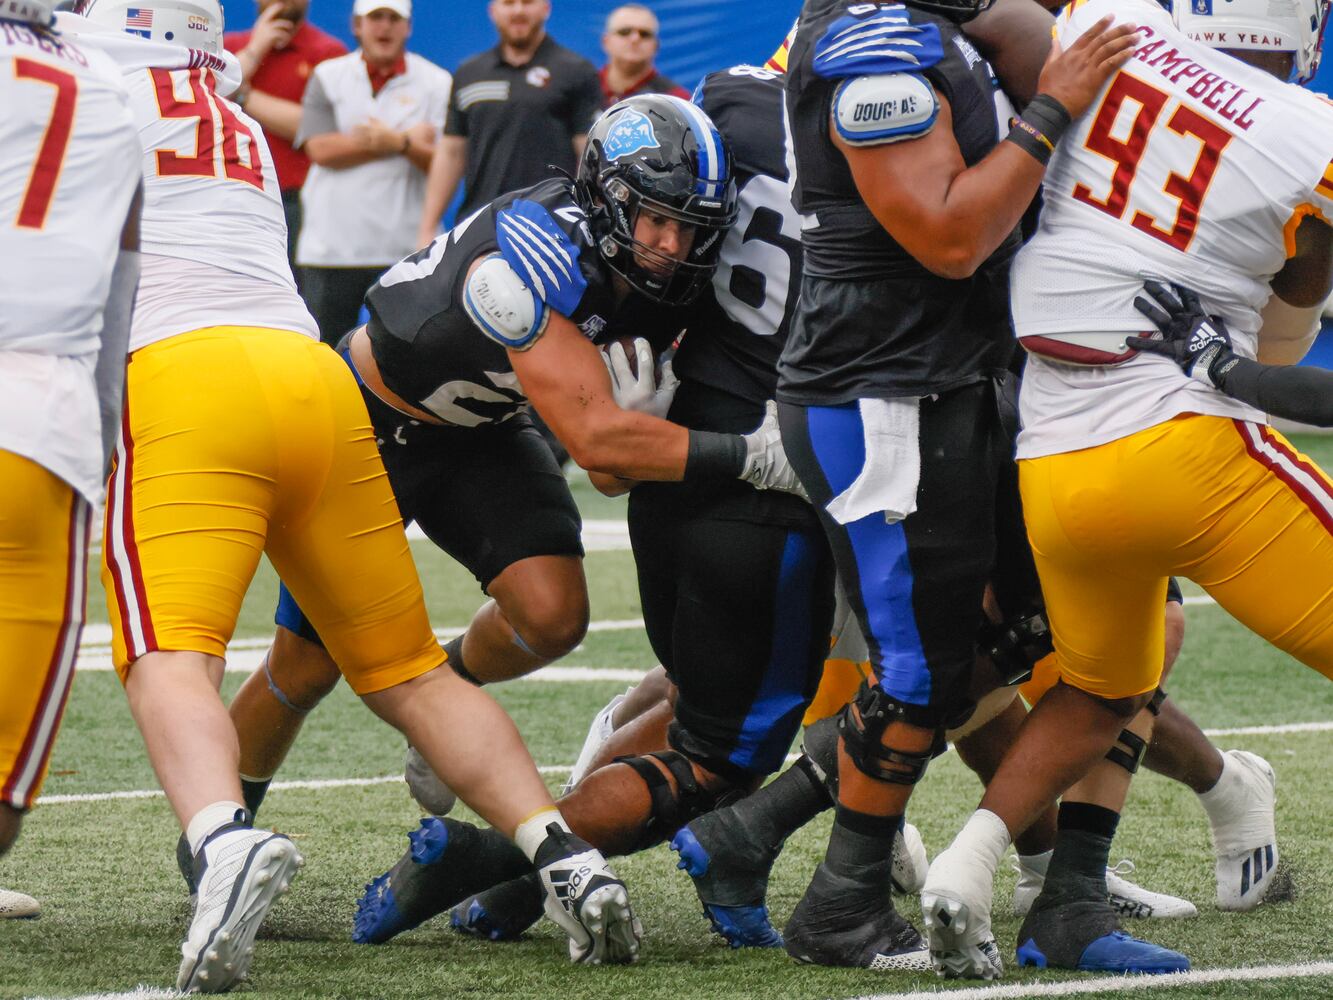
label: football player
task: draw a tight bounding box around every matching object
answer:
[350,60,849,955]
[66,0,640,989]
[775,0,1137,975]
[924,0,1333,979]
[0,0,141,918]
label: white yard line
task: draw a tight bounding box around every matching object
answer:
[850,960,1333,1000]
[34,718,1333,807]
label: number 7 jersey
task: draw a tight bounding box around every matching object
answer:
[1011,0,1333,457]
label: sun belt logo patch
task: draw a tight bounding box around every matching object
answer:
[604,108,660,161]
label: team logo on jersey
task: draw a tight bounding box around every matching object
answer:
[1192,0,1211,15]
[579,314,607,340]
[527,66,551,88]
[603,109,660,161]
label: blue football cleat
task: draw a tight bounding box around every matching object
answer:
[671,826,783,948]
[1017,930,1190,974]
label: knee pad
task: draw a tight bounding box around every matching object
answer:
[614,750,737,852]
[837,682,944,786]
[1105,727,1148,774]
[978,609,1054,687]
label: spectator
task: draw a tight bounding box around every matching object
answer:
[294,0,450,346]
[599,4,688,108]
[225,0,347,269]
[416,0,601,246]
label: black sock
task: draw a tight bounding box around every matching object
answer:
[824,804,900,880]
[241,777,271,818]
[443,635,482,685]
[729,755,833,849]
[1038,801,1119,899]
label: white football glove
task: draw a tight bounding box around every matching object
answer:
[602,338,679,420]
[740,401,808,500]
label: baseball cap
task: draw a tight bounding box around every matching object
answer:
[353,0,410,16]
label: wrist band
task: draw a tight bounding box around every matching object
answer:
[684,430,746,481]
[1005,93,1072,166]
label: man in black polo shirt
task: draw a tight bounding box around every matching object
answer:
[415,0,601,247]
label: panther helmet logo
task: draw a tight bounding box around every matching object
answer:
[603,108,661,161]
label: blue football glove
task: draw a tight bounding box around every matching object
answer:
[1128,281,1239,388]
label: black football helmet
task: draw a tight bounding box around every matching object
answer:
[576,94,738,306]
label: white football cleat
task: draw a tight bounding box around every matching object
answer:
[177,827,303,994]
[404,745,457,816]
[534,825,641,964]
[561,692,625,796]
[0,888,40,919]
[920,846,1003,980]
[1011,855,1197,919]
[891,822,929,895]
[1201,750,1278,912]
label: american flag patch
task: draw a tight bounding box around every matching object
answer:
[125,7,153,28]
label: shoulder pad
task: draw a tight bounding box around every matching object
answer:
[813,6,944,79]
[494,199,589,317]
[832,73,938,145]
[463,254,550,352]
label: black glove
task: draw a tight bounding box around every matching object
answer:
[1129,280,1239,388]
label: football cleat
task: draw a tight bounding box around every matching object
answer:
[176,832,198,901]
[561,692,625,795]
[449,873,545,941]
[1017,929,1190,974]
[1012,856,1197,919]
[353,816,532,944]
[403,746,457,817]
[1202,750,1279,912]
[177,826,302,994]
[784,862,931,971]
[0,888,40,919]
[892,822,929,895]
[533,824,641,964]
[670,805,784,948]
[921,845,1003,980]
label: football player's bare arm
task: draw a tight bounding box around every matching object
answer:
[241,89,302,142]
[834,17,1137,280]
[417,135,467,246]
[964,0,1057,106]
[1261,214,1333,364]
[510,314,691,481]
[587,469,637,497]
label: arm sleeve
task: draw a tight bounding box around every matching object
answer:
[1214,356,1333,428]
[293,70,337,147]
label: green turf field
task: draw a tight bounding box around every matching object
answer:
[3,446,1333,1000]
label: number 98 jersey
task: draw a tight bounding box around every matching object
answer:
[1012,0,1333,355]
[672,65,802,412]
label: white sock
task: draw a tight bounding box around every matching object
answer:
[1018,849,1054,878]
[514,807,571,863]
[186,800,247,857]
[1197,754,1242,826]
[955,809,1012,871]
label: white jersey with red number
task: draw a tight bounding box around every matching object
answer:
[0,19,141,502]
[59,14,318,350]
[0,21,140,357]
[1011,0,1333,459]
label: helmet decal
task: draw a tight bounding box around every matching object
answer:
[603,109,662,162]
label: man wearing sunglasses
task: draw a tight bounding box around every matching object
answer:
[599,4,688,108]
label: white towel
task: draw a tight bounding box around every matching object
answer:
[824,397,921,526]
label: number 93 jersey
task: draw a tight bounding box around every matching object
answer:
[0,20,140,357]
[1012,0,1333,356]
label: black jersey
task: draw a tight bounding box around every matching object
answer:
[671,65,802,429]
[778,0,1018,403]
[365,177,678,428]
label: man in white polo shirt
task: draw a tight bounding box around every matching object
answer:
[295,0,450,344]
